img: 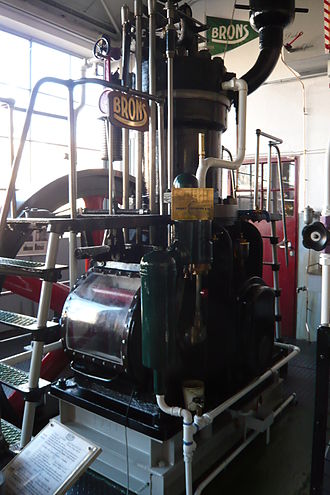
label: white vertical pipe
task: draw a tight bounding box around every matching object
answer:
[196,78,248,187]
[320,256,330,325]
[320,139,330,326]
[322,139,330,217]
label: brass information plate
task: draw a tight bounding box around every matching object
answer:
[171,188,214,221]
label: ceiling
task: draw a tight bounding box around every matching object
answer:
[0,0,327,75]
[0,0,135,55]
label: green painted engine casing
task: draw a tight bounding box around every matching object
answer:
[140,249,177,394]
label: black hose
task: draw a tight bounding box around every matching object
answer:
[241,1,296,95]
[241,24,283,95]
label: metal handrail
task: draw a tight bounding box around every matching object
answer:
[272,143,289,267]
[254,128,283,209]
[0,76,165,236]
[0,97,15,217]
[0,76,166,288]
[253,129,289,266]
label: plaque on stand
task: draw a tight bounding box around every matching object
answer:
[3,420,101,495]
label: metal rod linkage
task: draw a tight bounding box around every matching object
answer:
[148,0,157,215]
[166,0,175,194]
[158,103,166,215]
[108,120,113,214]
[68,85,78,287]
[135,0,143,213]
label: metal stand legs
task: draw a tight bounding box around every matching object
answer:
[20,232,60,448]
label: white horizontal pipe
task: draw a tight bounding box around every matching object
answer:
[194,431,259,495]
[199,342,299,424]
[196,78,248,187]
[194,392,296,495]
[0,340,63,365]
[157,343,299,495]
[273,393,296,419]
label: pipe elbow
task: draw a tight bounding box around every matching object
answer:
[156,395,182,417]
[222,78,248,93]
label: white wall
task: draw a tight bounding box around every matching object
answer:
[192,0,330,339]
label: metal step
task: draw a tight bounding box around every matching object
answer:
[1,419,21,448]
[0,310,59,334]
[0,362,50,397]
[0,257,67,281]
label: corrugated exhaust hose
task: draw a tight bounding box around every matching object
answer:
[241,0,296,94]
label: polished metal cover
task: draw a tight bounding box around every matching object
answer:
[62,269,140,372]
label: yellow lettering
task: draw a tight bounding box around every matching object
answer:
[142,103,148,124]
[128,97,136,121]
[136,99,143,121]
[121,95,129,119]
[113,96,121,115]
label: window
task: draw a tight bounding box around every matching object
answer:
[0,30,103,205]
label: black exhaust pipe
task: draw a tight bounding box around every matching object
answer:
[241,0,295,94]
